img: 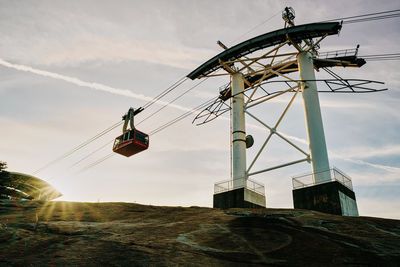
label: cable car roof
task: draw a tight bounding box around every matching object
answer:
[187,22,342,80]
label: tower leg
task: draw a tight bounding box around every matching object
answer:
[297,52,330,183]
[212,72,265,209]
[231,72,247,188]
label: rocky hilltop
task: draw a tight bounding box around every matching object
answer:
[0,200,399,266]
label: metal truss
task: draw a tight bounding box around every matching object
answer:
[192,97,230,126]
[192,77,386,125]
[245,88,310,178]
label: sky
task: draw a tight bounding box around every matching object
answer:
[0,0,399,219]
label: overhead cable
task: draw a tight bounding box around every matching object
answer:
[75,79,210,169]
[137,78,209,126]
[34,75,191,175]
[70,140,113,167]
[149,97,216,136]
[321,9,400,23]
[344,13,400,24]
[75,97,216,174]
[230,11,281,45]
[33,120,123,174]
[76,153,115,174]
[360,53,400,61]
[142,76,188,109]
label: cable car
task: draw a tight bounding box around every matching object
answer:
[113,107,149,157]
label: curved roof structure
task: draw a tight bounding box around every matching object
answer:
[187,22,342,80]
[0,172,62,201]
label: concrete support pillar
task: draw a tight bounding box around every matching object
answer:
[297,52,330,183]
[231,72,247,188]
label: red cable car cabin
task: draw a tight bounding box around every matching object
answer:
[113,129,149,157]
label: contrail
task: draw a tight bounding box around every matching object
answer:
[0,58,191,112]
[347,158,400,173]
[330,151,400,173]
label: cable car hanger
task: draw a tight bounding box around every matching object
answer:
[121,107,143,132]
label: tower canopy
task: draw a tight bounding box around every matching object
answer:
[187,22,342,80]
[0,172,62,201]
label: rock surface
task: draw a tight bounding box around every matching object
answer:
[0,200,399,266]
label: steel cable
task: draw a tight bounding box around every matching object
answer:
[75,153,115,174]
[149,97,216,136]
[136,78,209,126]
[33,120,123,174]
[360,53,400,61]
[142,76,188,109]
[75,97,216,173]
[34,76,191,174]
[321,9,400,23]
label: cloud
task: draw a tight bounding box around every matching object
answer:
[0,1,216,69]
[357,197,400,219]
[35,37,214,70]
[331,145,400,160]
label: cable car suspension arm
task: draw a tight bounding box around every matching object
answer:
[122,107,144,133]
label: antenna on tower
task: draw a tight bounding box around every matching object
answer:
[282,7,295,28]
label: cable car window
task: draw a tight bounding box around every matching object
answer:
[135,131,148,144]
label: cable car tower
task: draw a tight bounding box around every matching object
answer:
[187,7,386,215]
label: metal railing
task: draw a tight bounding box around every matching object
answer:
[292,167,353,191]
[317,46,359,59]
[214,177,265,196]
